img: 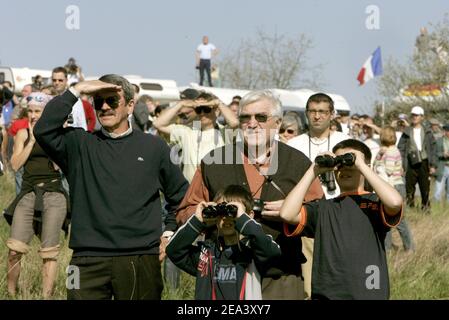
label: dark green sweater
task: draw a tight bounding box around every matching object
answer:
[34,90,188,256]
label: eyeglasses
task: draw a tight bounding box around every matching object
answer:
[306,109,331,116]
[280,128,296,134]
[194,106,213,114]
[93,96,120,110]
[238,113,271,124]
[52,79,65,83]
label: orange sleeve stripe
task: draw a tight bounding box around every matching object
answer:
[284,206,307,237]
[380,203,403,228]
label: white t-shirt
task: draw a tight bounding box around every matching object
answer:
[288,131,350,198]
[170,123,225,183]
[69,99,88,131]
[413,127,422,151]
[197,43,216,60]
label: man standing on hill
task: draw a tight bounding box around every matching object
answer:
[196,36,218,87]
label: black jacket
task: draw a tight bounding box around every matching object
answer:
[397,126,436,171]
[166,214,281,300]
[34,90,188,256]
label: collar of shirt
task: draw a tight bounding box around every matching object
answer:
[101,119,133,139]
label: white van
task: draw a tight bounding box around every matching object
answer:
[124,75,180,104]
[0,66,52,94]
[182,84,250,105]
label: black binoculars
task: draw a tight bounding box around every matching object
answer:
[252,199,264,218]
[202,202,238,219]
[315,153,356,168]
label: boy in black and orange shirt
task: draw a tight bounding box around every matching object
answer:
[280,139,403,299]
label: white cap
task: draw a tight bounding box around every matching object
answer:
[411,106,424,115]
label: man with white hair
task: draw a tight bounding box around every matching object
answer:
[176,90,323,299]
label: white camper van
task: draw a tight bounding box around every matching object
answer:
[0,67,52,94]
[123,75,180,104]
[182,84,250,105]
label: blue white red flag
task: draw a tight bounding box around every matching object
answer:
[357,47,383,85]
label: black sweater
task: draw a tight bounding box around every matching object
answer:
[34,90,188,256]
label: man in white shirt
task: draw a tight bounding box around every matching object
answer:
[153,90,238,183]
[196,36,218,87]
[52,67,87,130]
[287,93,350,299]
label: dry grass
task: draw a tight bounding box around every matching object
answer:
[0,171,448,299]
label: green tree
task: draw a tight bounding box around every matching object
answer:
[377,14,449,123]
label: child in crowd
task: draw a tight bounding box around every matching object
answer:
[166,185,281,300]
[373,126,414,252]
[280,139,403,299]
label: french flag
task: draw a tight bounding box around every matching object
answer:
[357,47,383,85]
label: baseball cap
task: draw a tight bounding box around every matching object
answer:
[410,106,424,115]
[398,113,407,120]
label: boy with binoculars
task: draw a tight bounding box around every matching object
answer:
[280,139,403,299]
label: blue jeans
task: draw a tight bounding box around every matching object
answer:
[434,165,449,202]
[385,184,415,251]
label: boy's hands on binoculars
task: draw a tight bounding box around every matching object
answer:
[313,152,337,175]
[195,201,217,225]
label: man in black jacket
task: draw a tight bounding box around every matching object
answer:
[34,75,189,300]
[397,106,436,211]
[176,90,323,299]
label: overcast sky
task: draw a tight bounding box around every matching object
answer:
[2,0,448,114]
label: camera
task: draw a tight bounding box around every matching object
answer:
[315,153,355,168]
[252,199,264,218]
[202,202,238,219]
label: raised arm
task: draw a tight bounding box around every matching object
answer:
[153,100,195,135]
[279,165,319,224]
[213,99,239,129]
[34,80,121,171]
[10,128,33,172]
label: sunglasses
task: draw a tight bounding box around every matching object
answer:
[238,113,270,124]
[93,96,120,110]
[280,128,296,134]
[194,106,213,114]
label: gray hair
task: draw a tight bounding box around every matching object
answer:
[98,74,134,103]
[239,90,282,118]
[281,114,301,131]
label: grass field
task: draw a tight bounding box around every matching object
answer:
[0,171,448,300]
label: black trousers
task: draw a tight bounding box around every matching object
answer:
[67,254,163,300]
[405,159,430,210]
[199,59,212,86]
